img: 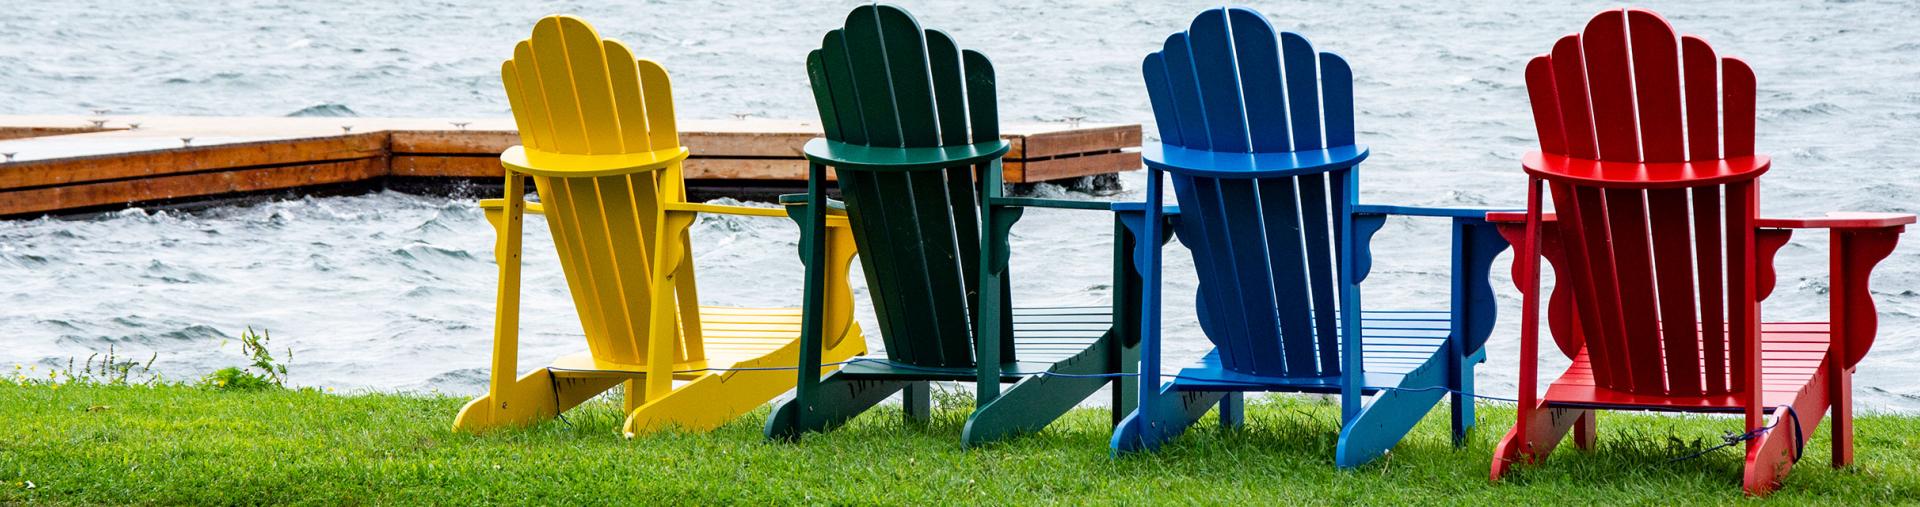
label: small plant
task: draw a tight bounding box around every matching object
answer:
[5,345,160,387]
[77,344,160,386]
[201,327,291,391]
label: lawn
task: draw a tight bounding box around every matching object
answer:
[1,382,1915,504]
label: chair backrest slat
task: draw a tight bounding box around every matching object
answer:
[1296,173,1343,375]
[1146,8,1356,378]
[501,16,688,367]
[808,5,997,368]
[1524,9,1767,396]
[1282,33,1324,151]
[1229,9,1290,152]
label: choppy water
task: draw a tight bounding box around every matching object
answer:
[2,1,1917,411]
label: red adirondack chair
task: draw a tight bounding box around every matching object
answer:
[1487,8,1913,495]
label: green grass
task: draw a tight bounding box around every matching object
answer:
[1,383,1915,505]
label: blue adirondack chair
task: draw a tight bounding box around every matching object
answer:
[1109,7,1511,467]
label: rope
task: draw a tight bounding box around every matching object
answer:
[543,358,1517,401]
[544,369,573,428]
[1664,405,1804,465]
[541,358,1804,464]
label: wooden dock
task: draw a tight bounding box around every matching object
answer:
[0,115,1140,217]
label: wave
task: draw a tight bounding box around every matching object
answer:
[1765,102,1848,121]
[390,243,479,267]
[157,324,229,341]
[286,103,358,117]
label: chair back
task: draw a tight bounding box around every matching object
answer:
[806,5,1005,368]
[1143,8,1358,378]
[501,16,697,367]
[1523,8,1768,396]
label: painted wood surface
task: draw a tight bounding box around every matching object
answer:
[765,4,1134,448]
[1491,8,1912,496]
[1113,7,1509,469]
[452,15,871,438]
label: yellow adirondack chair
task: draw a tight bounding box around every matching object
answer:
[453,15,866,436]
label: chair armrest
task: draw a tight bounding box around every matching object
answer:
[1109,202,1182,215]
[1143,142,1367,178]
[987,196,1113,211]
[776,193,848,213]
[1488,211,1911,230]
[477,198,545,215]
[1757,212,1915,230]
[802,138,1009,172]
[1352,204,1512,355]
[1354,204,1518,220]
[500,145,689,177]
[1485,211,1555,223]
[664,201,787,219]
[1754,212,1909,368]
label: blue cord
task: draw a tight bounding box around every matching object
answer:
[1665,405,1804,464]
[548,358,1513,402]
[546,358,1805,464]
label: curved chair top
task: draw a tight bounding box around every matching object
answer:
[1523,8,1764,187]
[1142,7,1364,178]
[500,15,683,177]
[804,4,1002,172]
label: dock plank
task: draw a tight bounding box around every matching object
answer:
[0,158,387,216]
[0,115,1141,216]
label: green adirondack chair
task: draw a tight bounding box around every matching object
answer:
[764,4,1140,446]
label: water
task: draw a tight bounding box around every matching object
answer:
[1,1,1916,411]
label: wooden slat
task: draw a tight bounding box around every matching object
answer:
[1216,179,1285,375]
[1549,182,1621,387]
[1299,173,1341,376]
[1281,32,1323,151]
[2,118,1093,162]
[0,118,1139,214]
[1227,9,1290,152]
[1169,174,1233,368]
[0,134,385,189]
[1647,188,1703,395]
[1581,10,1641,162]
[1189,8,1251,153]
[1160,33,1214,150]
[1188,176,1255,371]
[0,126,114,141]
[1019,124,1140,159]
[1722,58,1758,158]
[390,156,499,177]
[1550,35,1600,159]
[1681,37,1721,161]
[0,158,384,216]
[1628,10,1685,163]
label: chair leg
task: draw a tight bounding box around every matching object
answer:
[1572,411,1597,451]
[624,368,803,437]
[964,336,1115,447]
[903,381,932,425]
[1337,356,1448,468]
[1109,382,1226,455]
[1449,348,1481,446]
[1219,392,1245,430]
[1490,403,1588,481]
[1111,337,1139,427]
[764,371,911,441]
[1744,369,1833,496]
[1743,405,1806,496]
[454,368,622,433]
[1831,365,1855,468]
